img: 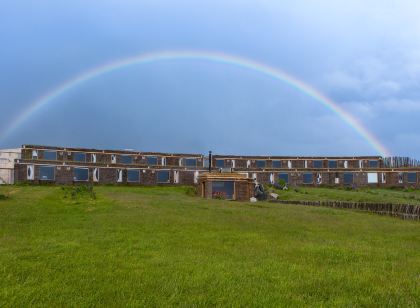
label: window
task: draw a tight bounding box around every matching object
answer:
[343,173,353,185]
[381,173,386,184]
[369,160,378,168]
[146,156,158,166]
[93,168,99,182]
[328,160,337,168]
[367,173,378,184]
[278,173,289,184]
[407,172,417,183]
[215,159,224,168]
[127,169,140,182]
[73,168,88,181]
[256,160,266,168]
[272,160,281,168]
[32,150,38,159]
[303,173,313,184]
[120,155,133,164]
[43,150,57,160]
[27,165,34,180]
[157,170,170,183]
[398,172,403,184]
[116,169,123,182]
[73,152,86,162]
[313,160,323,168]
[212,181,234,199]
[184,158,197,167]
[316,173,322,184]
[39,166,55,180]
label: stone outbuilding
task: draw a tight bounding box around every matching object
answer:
[198,172,255,201]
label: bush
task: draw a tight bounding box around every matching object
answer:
[185,186,197,197]
[277,179,287,189]
[212,192,226,200]
[62,185,96,200]
[404,187,415,193]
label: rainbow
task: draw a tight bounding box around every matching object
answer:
[1,50,391,156]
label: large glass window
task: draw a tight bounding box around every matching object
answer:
[184,158,197,167]
[328,160,337,169]
[344,173,354,185]
[303,173,313,184]
[157,170,170,183]
[369,160,378,168]
[272,160,281,168]
[146,156,158,166]
[39,166,55,180]
[407,172,417,183]
[215,159,224,168]
[127,169,140,182]
[313,160,323,168]
[73,168,89,181]
[212,181,234,199]
[278,173,289,184]
[73,152,86,162]
[120,155,133,164]
[256,160,266,168]
[43,150,57,160]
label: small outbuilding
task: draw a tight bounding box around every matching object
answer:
[198,172,255,201]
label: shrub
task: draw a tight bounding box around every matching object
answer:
[212,192,226,200]
[277,179,287,189]
[185,186,197,197]
[62,185,96,200]
[404,187,415,193]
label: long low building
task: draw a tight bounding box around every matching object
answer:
[4,144,420,188]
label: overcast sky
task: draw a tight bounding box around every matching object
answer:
[1,0,419,157]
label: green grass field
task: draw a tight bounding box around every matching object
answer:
[272,186,420,204]
[0,185,419,306]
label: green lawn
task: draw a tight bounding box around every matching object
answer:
[0,185,419,306]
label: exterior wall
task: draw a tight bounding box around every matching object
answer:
[0,148,21,184]
[8,145,420,189]
[235,181,254,201]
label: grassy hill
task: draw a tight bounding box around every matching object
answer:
[271,186,420,204]
[0,185,419,306]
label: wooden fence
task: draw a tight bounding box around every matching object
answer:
[269,200,420,220]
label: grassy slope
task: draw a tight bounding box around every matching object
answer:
[273,186,420,204]
[0,185,419,307]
